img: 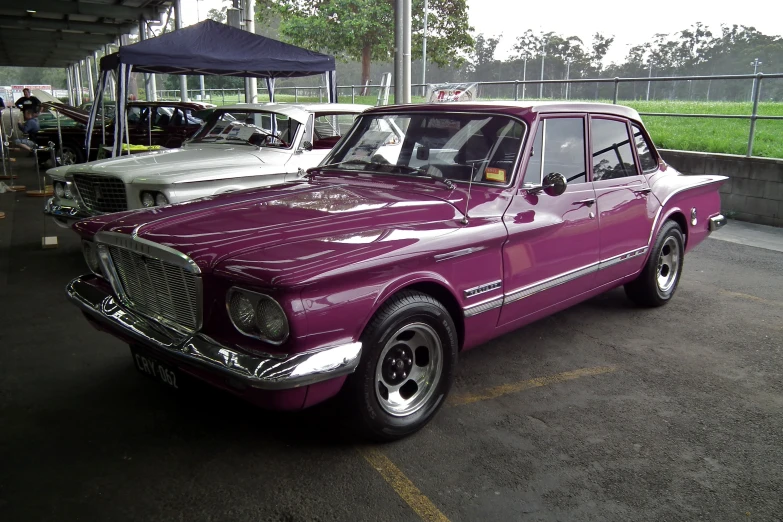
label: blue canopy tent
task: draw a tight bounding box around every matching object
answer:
[86,19,337,157]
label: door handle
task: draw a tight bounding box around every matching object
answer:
[634,187,652,194]
[573,198,595,207]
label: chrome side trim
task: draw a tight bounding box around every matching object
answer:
[501,247,650,306]
[597,247,648,270]
[67,276,362,390]
[709,214,727,231]
[95,231,201,274]
[434,247,478,262]
[504,262,598,305]
[463,296,503,317]
[464,280,502,298]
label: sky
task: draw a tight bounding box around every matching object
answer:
[185,0,783,66]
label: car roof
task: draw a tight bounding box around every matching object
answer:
[366,101,642,121]
[214,103,371,124]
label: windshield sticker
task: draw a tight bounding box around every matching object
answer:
[485,167,506,182]
[236,126,257,141]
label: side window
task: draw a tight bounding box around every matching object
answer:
[591,118,638,181]
[632,124,657,172]
[524,117,587,186]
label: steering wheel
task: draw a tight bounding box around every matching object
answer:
[249,129,288,147]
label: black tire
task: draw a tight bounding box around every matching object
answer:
[347,291,458,441]
[59,143,85,165]
[625,220,684,307]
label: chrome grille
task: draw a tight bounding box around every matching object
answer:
[73,174,127,213]
[107,246,200,330]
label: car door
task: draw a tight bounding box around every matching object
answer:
[589,116,657,286]
[498,115,600,326]
[285,114,342,175]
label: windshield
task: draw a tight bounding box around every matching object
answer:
[189,109,301,148]
[325,113,525,185]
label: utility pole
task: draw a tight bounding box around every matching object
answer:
[174,0,188,101]
[539,37,547,99]
[750,58,762,101]
[522,57,527,99]
[564,58,572,100]
[646,61,653,101]
[394,0,403,104]
[421,0,428,96]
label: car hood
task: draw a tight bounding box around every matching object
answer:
[53,146,279,182]
[75,182,463,279]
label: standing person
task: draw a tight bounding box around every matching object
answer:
[15,88,41,116]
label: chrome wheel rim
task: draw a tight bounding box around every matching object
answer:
[657,236,680,293]
[374,322,443,417]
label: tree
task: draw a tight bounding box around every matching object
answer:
[259,0,474,86]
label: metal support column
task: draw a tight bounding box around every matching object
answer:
[746,73,763,157]
[393,0,403,104]
[86,56,95,101]
[66,66,74,106]
[421,0,428,96]
[402,0,412,103]
[174,0,188,101]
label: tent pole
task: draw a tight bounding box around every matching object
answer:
[174,0,188,101]
[86,56,95,101]
[402,0,411,103]
[244,0,257,104]
[394,0,403,104]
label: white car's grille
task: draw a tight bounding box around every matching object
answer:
[73,174,128,213]
[108,246,200,330]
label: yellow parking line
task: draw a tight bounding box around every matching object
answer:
[719,289,781,306]
[357,447,450,522]
[449,366,618,406]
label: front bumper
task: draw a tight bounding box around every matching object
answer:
[67,275,362,390]
[44,196,94,222]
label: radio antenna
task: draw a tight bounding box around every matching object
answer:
[462,163,475,225]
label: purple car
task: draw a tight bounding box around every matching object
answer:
[67,102,727,440]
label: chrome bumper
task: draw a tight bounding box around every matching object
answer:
[44,197,94,222]
[709,214,727,232]
[66,276,362,390]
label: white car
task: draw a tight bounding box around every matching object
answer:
[44,103,370,226]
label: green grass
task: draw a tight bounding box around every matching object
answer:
[160,93,783,158]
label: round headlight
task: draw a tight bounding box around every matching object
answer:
[64,182,73,199]
[155,193,169,206]
[82,241,101,274]
[54,182,65,198]
[141,192,155,207]
[228,291,256,332]
[256,295,289,343]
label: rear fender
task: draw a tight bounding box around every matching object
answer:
[648,174,727,255]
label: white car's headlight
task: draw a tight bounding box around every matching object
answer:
[54,181,65,198]
[82,240,101,275]
[227,288,289,344]
[155,192,169,206]
[141,192,155,207]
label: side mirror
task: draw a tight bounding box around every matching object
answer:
[416,146,429,161]
[542,172,567,197]
[301,140,313,152]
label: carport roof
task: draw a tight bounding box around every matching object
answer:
[0,0,171,68]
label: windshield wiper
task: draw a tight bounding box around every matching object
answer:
[388,165,456,190]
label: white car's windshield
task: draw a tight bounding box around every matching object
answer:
[325,113,525,185]
[190,110,301,148]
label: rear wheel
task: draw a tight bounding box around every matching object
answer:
[347,291,457,441]
[625,220,684,307]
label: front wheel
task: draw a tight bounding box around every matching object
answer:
[625,220,684,307]
[347,291,458,441]
[58,143,84,166]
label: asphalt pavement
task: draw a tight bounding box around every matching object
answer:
[1,156,782,521]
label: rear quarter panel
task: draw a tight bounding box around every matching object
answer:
[649,171,728,253]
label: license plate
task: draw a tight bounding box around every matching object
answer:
[131,348,180,390]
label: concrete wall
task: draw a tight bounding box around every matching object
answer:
[660,149,783,228]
